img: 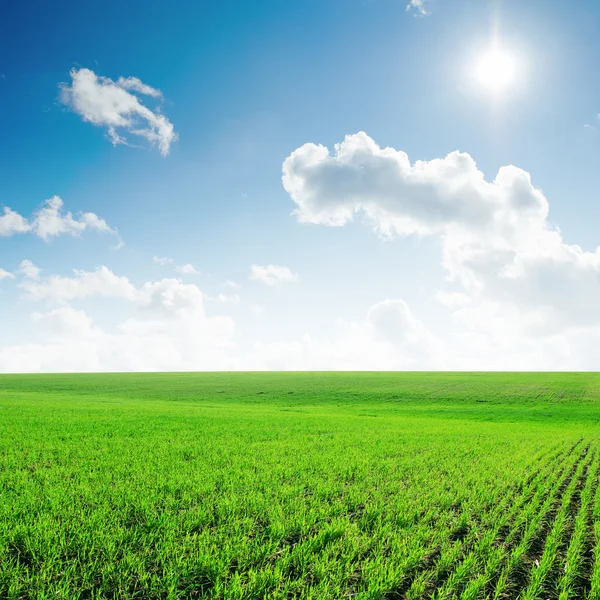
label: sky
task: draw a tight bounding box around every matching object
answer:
[2,0,600,371]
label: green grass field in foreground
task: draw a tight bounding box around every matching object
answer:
[2,372,600,599]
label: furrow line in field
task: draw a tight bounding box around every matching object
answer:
[379,440,577,599]
[585,444,600,599]
[425,440,586,600]
[579,457,599,600]
[488,441,591,599]
[426,442,589,600]
[421,441,582,599]
[556,447,599,599]
[509,443,594,600]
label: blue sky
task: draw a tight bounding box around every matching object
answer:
[2,0,600,371]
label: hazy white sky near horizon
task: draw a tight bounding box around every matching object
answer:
[3,0,600,371]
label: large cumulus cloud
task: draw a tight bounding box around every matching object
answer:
[283,132,600,342]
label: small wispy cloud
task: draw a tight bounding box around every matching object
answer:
[406,0,431,17]
[59,68,177,156]
[153,256,174,266]
[116,76,163,99]
[19,260,41,281]
[154,257,200,276]
[207,293,240,305]
[249,264,299,286]
[0,268,15,282]
[175,263,200,276]
[584,117,600,132]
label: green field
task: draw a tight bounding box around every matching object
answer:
[2,372,600,599]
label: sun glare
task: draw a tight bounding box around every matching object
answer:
[475,48,517,94]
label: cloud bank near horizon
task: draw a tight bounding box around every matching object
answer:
[3,132,600,372]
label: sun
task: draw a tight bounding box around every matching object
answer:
[474,48,517,94]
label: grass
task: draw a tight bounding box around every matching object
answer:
[1,371,600,599]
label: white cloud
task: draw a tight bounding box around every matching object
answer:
[248,298,444,370]
[225,280,241,290]
[21,266,137,304]
[8,128,600,371]
[19,260,41,280]
[367,299,438,350]
[207,293,241,305]
[3,256,600,371]
[32,306,95,339]
[20,265,223,318]
[0,266,440,372]
[436,290,470,308]
[31,196,114,241]
[137,278,206,317]
[249,264,299,286]
[283,131,600,364]
[116,76,162,98]
[283,131,524,237]
[0,276,235,373]
[0,196,116,241]
[154,257,200,275]
[0,208,30,236]
[153,256,174,265]
[175,263,200,275]
[406,0,431,17]
[0,268,15,281]
[59,68,177,156]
